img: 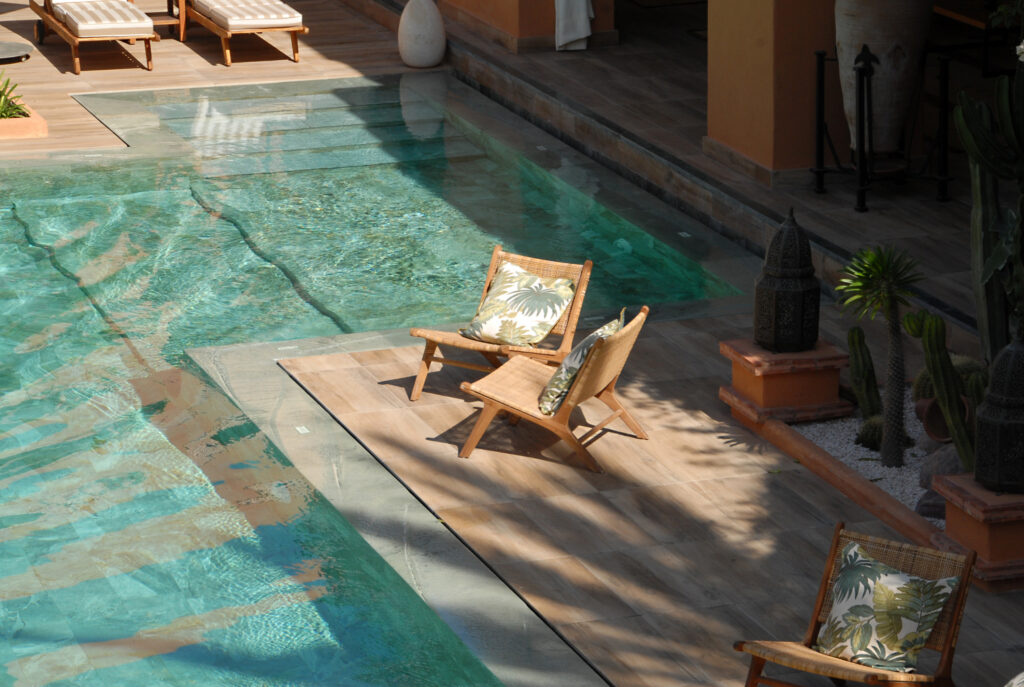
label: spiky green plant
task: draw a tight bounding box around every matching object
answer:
[0,71,28,119]
[954,63,1024,348]
[837,246,923,467]
[991,1,1024,39]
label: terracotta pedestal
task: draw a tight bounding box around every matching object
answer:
[0,105,47,139]
[718,338,853,431]
[932,473,1024,592]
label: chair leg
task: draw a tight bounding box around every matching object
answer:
[459,403,500,458]
[596,385,648,439]
[144,38,153,70]
[221,35,231,65]
[410,340,438,401]
[70,43,81,74]
[743,656,766,687]
[291,30,299,61]
[552,425,602,473]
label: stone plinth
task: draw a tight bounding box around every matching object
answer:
[718,338,853,431]
[932,473,1024,593]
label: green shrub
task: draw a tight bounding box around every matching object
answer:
[0,71,28,119]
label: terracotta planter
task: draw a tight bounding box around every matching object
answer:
[915,396,972,444]
[933,474,1024,592]
[834,0,932,153]
[0,105,48,139]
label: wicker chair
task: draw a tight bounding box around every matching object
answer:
[408,245,592,401]
[457,306,649,473]
[734,522,976,687]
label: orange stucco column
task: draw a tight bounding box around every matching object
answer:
[708,0,844,174]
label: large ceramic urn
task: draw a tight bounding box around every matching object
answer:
[834,0,932,154]
[398,0,446,69]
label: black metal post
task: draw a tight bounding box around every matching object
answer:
[814,50,827,194]
[855,60,868,212]
[937,55,951,202]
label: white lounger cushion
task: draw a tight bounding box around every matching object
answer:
[192,0,302,31]
[53,0,153,38]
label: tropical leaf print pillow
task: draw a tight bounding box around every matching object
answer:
[814,541,959,673]
[538,309,625,415]
[461,261,575,346]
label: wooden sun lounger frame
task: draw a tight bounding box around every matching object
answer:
[30,0,158,75]
[183,0,308,66]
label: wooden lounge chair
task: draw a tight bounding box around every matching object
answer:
[183,0,308,66]
[409,245,592,401]
[734,522,976,687]
[30,0,157,75]
[458,306,649,473]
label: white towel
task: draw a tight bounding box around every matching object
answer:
[555,0,593,51]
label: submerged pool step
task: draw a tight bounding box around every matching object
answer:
[163,101,443,140]
[186,119,453,158]
[199,136,484,177]
[151,85,421,122]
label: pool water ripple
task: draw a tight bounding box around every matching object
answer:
[0,73,743,685]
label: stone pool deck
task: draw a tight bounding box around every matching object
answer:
[190,299,1024,687]
[4,0,1022,683]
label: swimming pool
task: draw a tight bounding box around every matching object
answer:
[0,72,746,685]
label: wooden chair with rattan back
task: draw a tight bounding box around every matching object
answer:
[408,245,592,401]
[457,305,649,473]
[734,522,976,687]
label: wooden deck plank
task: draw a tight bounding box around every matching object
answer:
[279,304,1024,687]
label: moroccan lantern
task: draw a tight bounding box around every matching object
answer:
[754,209,820,353]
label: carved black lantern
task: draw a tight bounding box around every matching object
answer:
[974,337,1024,493]
[754,209,820,353]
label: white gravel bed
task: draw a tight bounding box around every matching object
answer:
[790,389,945,529]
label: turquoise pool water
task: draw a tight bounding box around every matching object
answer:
[0,73,739,684]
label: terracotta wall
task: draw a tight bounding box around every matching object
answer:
[441,0,613,40]
[708,0,845,173]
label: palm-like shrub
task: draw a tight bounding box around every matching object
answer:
[0,72,28,119]
[837,246,923,467]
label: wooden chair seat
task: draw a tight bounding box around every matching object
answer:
[734,641,940,684]
[409,245,592,401]
[457,306,649,473]
[183,0,307,66]
[734,523,976,687]
[30,0,157,74]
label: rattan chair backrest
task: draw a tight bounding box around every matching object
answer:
[479,246,592,339]
[817,529,973,652]
[562,307,648,409]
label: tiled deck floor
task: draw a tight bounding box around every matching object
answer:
[4,0,1023,684]
[203,301,1024,687]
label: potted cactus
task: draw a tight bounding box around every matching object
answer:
[955,60,1024,493]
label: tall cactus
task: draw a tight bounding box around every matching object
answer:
[904,310,975,471]
[848,326,882,418]
[954,64,1024,350]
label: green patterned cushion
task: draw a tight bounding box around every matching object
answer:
[461,261,575,346]
[814,541,959,673]
[1005,672,1024,687]
[538,309,625,416]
